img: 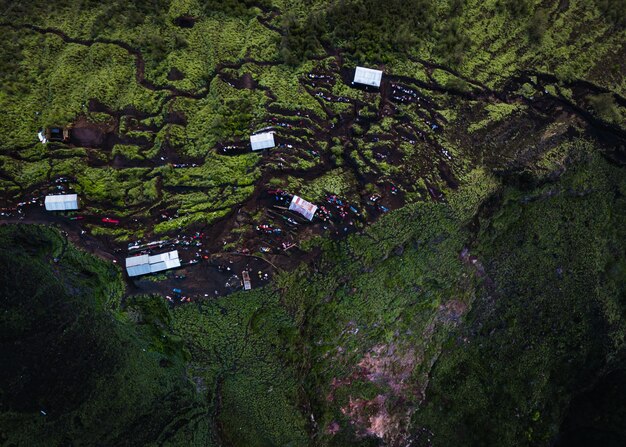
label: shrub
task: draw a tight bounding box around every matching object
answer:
[588,93,623,124]
[528,9,548,44]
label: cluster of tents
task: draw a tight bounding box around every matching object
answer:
[249,66,383,152]
[40,67,384,280]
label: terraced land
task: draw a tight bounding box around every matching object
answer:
[1,0,626,446]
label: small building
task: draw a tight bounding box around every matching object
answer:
[242,271,252,290]
[250,132,275,151]
[289,195,317,221]
[353,67,383,88]
[45,126,70,142]
[126,250,181,277]
[44,194,79,211]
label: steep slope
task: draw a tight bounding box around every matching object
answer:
[0,225,210,446]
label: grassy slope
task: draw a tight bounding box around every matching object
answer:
[2,146,624,446]
[165,142,626,445]
[0,0,625,446]
[0,225,211,446]
[413,148,626,445]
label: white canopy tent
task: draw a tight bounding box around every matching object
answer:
[37,131,47,144]
[44,194,79,211]
[353,66,383,88]
[250,132,275,151]
[289,195,317,221]
[126,250,181,277]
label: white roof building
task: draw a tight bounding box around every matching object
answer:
[353,67,383,88]
[44,194,79,211]
[289,195,318,221]
[126,250,181,277]
[250,132,275,151]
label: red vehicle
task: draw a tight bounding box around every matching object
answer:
[101,217,120,224]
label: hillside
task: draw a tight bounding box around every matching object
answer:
[1,0,625,446]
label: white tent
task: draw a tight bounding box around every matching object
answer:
[126,254,151,277]
[126,250,181,277]
[289,195,317,221]
[353,67,383,88]
[250,132,275,151]
[44,194,79,211]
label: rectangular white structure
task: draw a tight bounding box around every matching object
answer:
[289,195,317,221]
[242,271,252,290]
[353,67,383,88]
[250,132,275,151]
[44,194,79,211]
[126,250,181,277]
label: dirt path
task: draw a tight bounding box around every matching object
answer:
[1,9,625,304]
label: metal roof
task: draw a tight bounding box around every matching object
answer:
[353,67,383,88]
[44,194,79,211]
[250,132,275,151]
[125,250,181,277]
[289,195,318,221]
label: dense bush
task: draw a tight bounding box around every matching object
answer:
[279,0,436,64]
[280,11,324,65]
[588,93,623,124]
[528,8,549,44]
[496,0,533,19]
[595,0,626,28]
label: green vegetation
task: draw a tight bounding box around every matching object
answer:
[588,93,624,125]
[414,150,626,446]
[1,0,626,446]
[0,225,210,445]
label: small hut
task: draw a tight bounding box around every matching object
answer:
[242,271,252,290]
[45,126,71,142]
[289,195,317,221]
[44,194,79,211]
[353,67,383,88]
[250,132,275,151]
[125,250,181,277]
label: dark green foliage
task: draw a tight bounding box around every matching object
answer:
[0,225,210,446]
[412,154,626,446]
[588,93,623,124]
[210,93,256,138]
[87,1,158,37]
[279,0,474,66]
[280,12,324,65]
[325,0,435,63]
[444,76,470,92]
[435,15,471,67]
[171,290,309,447]
[528,8,549,44]
[279,0,436,64]
[595,0,626,28]
[200,0,271,17]
[126,294,191,362]
[496,0,533,19]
